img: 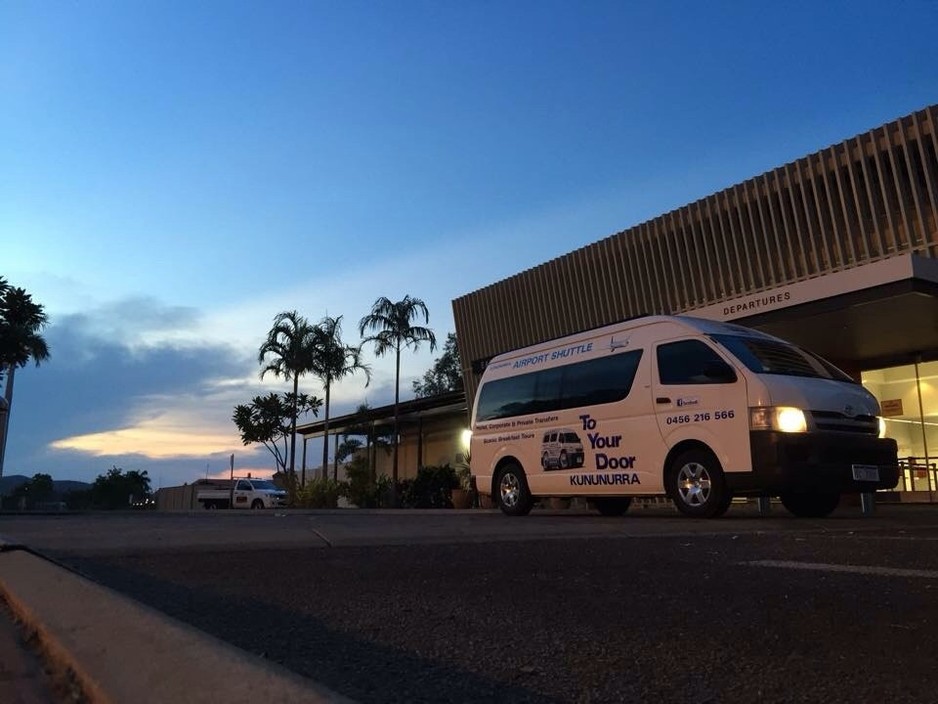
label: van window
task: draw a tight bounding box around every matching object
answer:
[711,334,855,382]
[562,351,643,408]
[657,340,737,385]
[531,365,564,412]
[475,350,643,421]
[475,371,537,420]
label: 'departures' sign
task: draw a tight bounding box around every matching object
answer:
[686,255,932,322]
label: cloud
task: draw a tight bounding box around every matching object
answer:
[82,297,202,346]
[4,301,257,479]
[51,403,244,459]
[5,230,491,485]
[4,294,413,484]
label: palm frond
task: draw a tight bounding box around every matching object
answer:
[0,286,51,369]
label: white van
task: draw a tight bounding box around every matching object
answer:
[469,315,899,518]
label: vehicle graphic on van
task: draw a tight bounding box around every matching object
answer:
[541,429,585,470]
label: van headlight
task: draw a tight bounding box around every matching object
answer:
[749,406,807,433]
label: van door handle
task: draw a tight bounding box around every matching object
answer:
[656,397,671,405]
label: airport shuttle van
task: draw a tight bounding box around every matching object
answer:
[469,315,899,518]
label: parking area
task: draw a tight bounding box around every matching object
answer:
[3,505,938,703]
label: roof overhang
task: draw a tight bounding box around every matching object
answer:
[296,390,468,439]
[687,254,938,367]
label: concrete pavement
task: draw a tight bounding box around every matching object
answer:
[2,503,937,703]
[0,599,58,704]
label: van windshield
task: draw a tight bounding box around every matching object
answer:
[710,334,856,383]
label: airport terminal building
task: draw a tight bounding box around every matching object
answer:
[453,105,938,497]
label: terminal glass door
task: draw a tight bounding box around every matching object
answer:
[862,361,938,496]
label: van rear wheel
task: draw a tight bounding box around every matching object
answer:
[779,492,840,518]
[593,497,632,516]
[495,463,533,517]
[667,448,732,518]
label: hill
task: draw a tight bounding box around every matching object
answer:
[0,474,91,496]
[0,474,29,495]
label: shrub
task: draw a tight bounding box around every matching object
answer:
[399,464,459,508]
[296,477,346,508]
[345,456,392,508]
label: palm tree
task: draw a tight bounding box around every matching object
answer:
[0,283,51,481]
[311,316,371,481]
[358,296,436,503]
[345,402,392,482]
[258,311,317,488]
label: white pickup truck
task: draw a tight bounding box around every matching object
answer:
[197,478,287,510]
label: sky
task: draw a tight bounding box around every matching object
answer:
[2,0,936,487]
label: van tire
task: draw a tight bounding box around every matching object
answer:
[779,492,840,518]
[559,451,569,469]
[667,448,732,518]
[495,463,533,516]
[593,497,632,516]
[251,499,264,510]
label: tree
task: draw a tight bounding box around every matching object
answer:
[0,281,51,482]
[345,403,392,481]
[359,296,436,504]
[233,392,321,493]
[335,436,363,466]
[310,316,371,481]
[12,472,55,508]
[413,332,463,398]
[91,467,152,509]
[258,311,318,486]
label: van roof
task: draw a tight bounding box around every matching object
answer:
[488,314,780,365]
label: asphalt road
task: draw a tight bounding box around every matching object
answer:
[4,504,938,703]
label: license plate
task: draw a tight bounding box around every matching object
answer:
[851,464,880,482]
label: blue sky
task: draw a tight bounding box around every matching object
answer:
[2,1,936,486]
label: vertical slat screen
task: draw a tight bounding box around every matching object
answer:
[454,106,938,402]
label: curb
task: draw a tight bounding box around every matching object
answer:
[0,547,350,703]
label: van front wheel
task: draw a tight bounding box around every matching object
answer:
[495,463,533,517]
[667,449,732,518]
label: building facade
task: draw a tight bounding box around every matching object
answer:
[296,391,469,482]
[453,105,938,498]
